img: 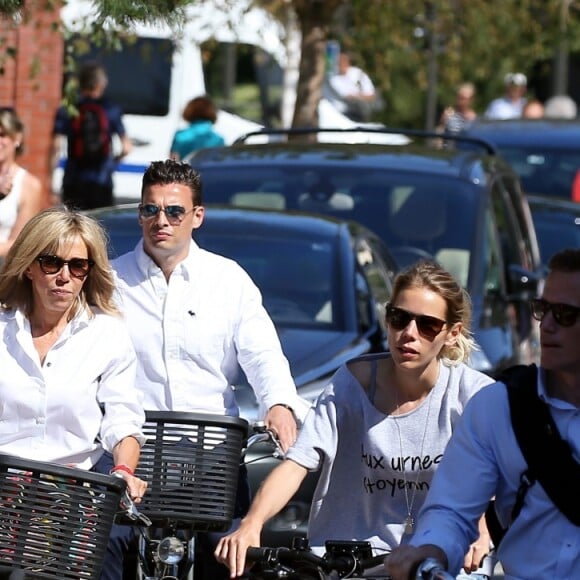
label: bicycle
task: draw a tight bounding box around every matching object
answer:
[121,411,282,580]
[0,451,127,579]
[242,538,454,579]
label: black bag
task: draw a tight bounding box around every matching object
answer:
[486,364,580,547]
[69,101,111,166]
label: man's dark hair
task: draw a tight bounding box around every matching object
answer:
[141,159,203,205]
[548,248,580,272]
[78,62,107,92]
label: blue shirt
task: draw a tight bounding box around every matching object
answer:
[410,368,580,579]
[53,96,126,187]
[170,120,225,160]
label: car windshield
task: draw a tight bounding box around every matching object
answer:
[200,165,478,287]
[495,146,580,199]
[196,231,341,330]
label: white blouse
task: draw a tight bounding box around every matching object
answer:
[0,307,145,469]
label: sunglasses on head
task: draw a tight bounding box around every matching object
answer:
[385,303,447,341]
[530,298,580,328]
[138,203,194,224]
[36,254,94,279]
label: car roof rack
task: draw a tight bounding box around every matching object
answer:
[233,127,498,156]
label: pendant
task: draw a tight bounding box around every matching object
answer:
[404,515,414,535]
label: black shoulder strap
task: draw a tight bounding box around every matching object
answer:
[502,364,580,526]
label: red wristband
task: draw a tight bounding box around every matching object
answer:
[110,464,134,477]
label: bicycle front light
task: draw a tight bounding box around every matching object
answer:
[157,536,185,565]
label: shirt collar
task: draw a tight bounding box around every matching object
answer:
[13,304,91,335]
[134,238,201,282]
[537,366,576,410]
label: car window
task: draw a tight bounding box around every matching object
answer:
[68,35,174,117]
[355,237,392,331]
[196,232,341,330]
[490,179,528,271]
[498,146,580,199]
[481,208,505,294]
[200,164,478,287]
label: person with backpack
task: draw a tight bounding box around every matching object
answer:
[385,248,580,579]
[52,62,132,210]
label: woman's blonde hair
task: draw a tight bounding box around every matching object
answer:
[0,208,119,318]
[390,260,477,364]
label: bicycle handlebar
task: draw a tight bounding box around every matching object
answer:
[246,545,387,578]
[246,546,453,580]
[241,422,284,465]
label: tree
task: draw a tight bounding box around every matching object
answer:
[346,0,580,128]
[0,0,345,129]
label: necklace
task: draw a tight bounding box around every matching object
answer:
[0,164,15,197]
[392,388,433,535]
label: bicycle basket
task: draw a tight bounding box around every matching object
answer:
[0,453,126,579]
[136,412,248,531]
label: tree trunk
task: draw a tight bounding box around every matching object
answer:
[291,0,342,132]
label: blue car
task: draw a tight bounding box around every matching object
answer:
[189,127,544,375]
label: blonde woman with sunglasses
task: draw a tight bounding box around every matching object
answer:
[216,260,495,579]
[0,207,146,580]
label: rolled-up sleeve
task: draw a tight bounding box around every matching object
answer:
[97,319,145,452]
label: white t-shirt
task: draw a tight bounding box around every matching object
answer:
[329,66,375,99]
[286,352,493,553]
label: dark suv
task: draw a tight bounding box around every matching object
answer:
[190,128,544,375]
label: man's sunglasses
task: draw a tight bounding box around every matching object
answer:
[385,304,447,341]
[138,204,195,224]
[530,298,580,328]
[36,255,94,279]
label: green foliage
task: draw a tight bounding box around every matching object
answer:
[0,0,23,17]
[346,0,580,128]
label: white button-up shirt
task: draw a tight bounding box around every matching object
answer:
[112,240,306,419]
[0,308,145,470]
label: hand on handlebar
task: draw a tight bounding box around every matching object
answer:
[215,517,262,578]
[384,544,449,580]
[264,405,297,453]
[112,470,148,504]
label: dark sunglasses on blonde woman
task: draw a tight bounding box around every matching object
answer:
[385,303,447,341]
[36,255,94,279]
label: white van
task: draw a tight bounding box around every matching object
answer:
[54,0,375,202]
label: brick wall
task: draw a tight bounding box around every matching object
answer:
[0,2,64,207]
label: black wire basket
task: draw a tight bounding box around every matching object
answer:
[0,453,126,579]
[136,412,248,531]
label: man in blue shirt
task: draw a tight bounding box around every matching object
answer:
[52,62,132,209]
[386,248,580,580]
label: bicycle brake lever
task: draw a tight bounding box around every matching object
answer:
[120,491,152,526]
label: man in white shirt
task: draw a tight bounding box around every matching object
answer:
[484,72,527,120]
[112,159,309,578]
[328,51,377,121]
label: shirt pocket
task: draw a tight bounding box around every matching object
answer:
[183,310,229,358]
